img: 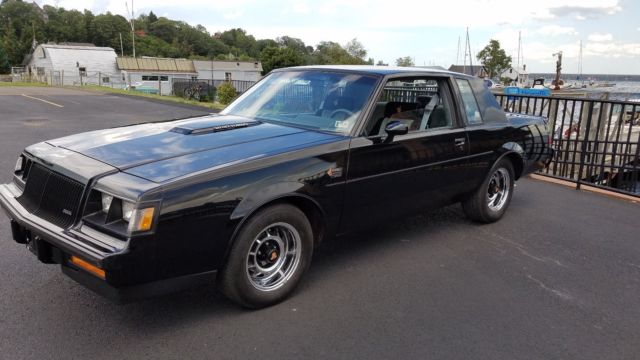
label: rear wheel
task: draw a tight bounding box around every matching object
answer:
[462,158,515,223]
[218,204,313,308]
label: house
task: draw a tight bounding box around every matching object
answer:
[116,57,198,95]
[23,43,118,86]
[192,60,262,82]
[448,65,488,78]
[500,66,529,87]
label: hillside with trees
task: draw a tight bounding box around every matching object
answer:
[0,0,374,74]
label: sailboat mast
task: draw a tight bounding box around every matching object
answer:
[517,31,521,71]
[466,27,473,75]
[456,36,461,66]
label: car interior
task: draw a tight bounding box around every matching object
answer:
[363,78,454,137]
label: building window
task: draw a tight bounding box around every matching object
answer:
[225,72,232,81]
[102,77,110,83]
[37,67,45,76]
[78,67,87,76]
[142,75,169,81]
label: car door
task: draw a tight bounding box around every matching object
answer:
[340,76,470,233]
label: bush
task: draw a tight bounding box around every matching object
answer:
[217,82,237,105]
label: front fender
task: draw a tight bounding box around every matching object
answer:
[230,181,318,221]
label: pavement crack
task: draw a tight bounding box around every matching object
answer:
[526,275,573,301]
[480,229,567,268]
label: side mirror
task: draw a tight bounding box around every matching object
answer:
[383,121,408,143]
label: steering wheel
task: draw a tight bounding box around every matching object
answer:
[329,108,354,120]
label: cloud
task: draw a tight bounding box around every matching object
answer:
[223,10,243,20]
[585,42,640,57]
[588,33,613,42]
[537,25,578,36]
[548,3,621,19]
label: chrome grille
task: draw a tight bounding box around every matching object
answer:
[17,163,85,228]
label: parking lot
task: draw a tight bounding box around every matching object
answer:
[1,87,639,359]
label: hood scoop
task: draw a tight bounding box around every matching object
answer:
[170,120,260,135]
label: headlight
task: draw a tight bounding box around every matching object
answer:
[95,191,156,233]
[101,193,113,213]
[14,155,24,173]
[122,200,135,221]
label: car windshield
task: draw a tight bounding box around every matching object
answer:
[221,70,379,134]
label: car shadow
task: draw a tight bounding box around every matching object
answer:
[84,205,469,328]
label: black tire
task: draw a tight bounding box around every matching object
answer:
[462,158,515,223]
[218,204,313,309]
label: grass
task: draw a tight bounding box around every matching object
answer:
[0,81,50,87]
[79,85,226,111]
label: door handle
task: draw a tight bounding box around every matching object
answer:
[454,137,466,146]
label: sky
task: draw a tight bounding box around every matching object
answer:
[39,0,640,74]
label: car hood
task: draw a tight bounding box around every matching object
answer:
[48,114,343,183]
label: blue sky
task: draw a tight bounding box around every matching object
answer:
[41,0,640,74]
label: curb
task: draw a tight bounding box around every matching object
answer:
[528,174,639,204]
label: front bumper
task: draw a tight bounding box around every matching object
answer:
[0,182,215,302]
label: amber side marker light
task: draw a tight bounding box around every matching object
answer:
[129,207,155,232]
[70,256,106,280]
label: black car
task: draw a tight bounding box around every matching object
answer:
[0,66,553,308]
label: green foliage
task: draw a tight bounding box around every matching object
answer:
[395,56,414,67]
[260,46,305,74]
[344,38,367,60]
[311,41,368,65]
[217,82,237,105]
[0,44,10,73]
[476,39,512,79]
[0,0,379,72]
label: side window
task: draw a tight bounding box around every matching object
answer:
[363,77,453,136]
[455,78,482,124]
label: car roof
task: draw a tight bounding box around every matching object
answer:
[275,65,470,77]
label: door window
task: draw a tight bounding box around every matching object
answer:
[363,77,454,136]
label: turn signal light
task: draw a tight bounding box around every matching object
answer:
[128,207,155,232]
[70,256,106,280]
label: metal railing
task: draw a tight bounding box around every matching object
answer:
[494,93,640,196]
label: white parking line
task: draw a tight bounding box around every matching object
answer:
[21,94,64,108]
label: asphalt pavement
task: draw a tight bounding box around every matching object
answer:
[1,87,639,360]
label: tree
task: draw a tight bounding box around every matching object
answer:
[344,38,366,60]
[259,45,304,74]
[376,60,388,66]
[147,11,158,24]
[476,39,512,78]
[217,81,237,105]
[395,56,414,67]
[0,44,10,73]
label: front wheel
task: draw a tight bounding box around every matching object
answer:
[218,204,313,308]
[462,158,515,223]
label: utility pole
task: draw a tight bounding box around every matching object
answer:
[119,33,124,56]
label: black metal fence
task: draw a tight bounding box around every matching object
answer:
[172,79,256,101]
[494,93,640,196]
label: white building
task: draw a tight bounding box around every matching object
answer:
[193,60,262,82]
[23,43,119,86]
[500,66,529,87]
[116,57,198,95]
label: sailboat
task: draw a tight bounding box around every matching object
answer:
[576,40,615,89]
